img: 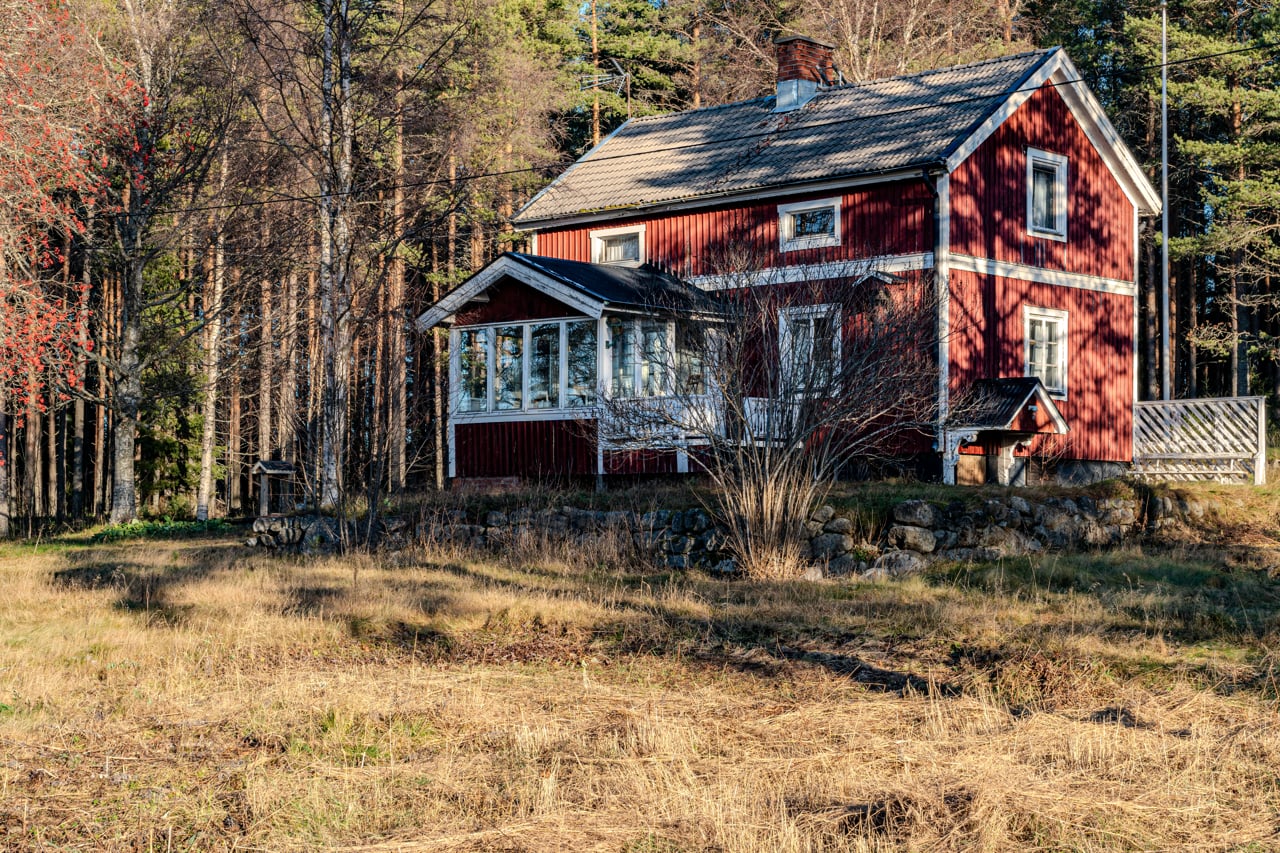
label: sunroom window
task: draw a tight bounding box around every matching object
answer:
[528,323,560,409]
[608,318,703,399]
[458,328,488,412]
[494,326,523,410]
[450,318,599,415]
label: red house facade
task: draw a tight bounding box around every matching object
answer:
[417,36,1160,486]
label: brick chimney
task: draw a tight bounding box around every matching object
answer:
[773,34,836,112]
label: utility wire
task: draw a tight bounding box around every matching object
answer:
[156,39,1279,218]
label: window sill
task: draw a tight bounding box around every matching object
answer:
[780,236,841,253]
[1028,226,1067,243]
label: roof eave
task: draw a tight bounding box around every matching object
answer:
[511,164,943,231]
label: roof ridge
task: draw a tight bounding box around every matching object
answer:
[620,48,1055,125]
[815,47,1056,94]
[627,94,774,124]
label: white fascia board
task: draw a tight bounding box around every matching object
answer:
[687,252,934,291]
[944,52,1059,173]
[950,253,1136,297]
[512,169,930,232]
[1032,383,1070,434]
[414,255,605,331]
[1051,55,1161,215]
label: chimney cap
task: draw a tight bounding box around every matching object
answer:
[772,33,836,49]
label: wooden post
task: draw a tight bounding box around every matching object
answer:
[258,471,270,516]
[1256,397,1267,486]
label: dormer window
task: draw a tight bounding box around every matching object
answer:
[779,197,841,252]
[1026,148,1067,240]
[591,225,645,266]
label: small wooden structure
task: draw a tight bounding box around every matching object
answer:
[252,460,297,515]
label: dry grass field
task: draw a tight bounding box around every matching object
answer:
[2,515,1280,851]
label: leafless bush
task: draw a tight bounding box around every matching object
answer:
[601,253,946,579]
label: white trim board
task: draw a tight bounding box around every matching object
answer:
[949,254,1136,296]
[452,408,599,425]
[687,252,934,291]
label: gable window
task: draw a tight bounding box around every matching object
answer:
[778,197,842,252]
[1026,148,1068,240]
[1025,305,1068,398]
[591,225,645,266]
[779,303,840,390]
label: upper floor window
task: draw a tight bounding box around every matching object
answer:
[1026,148,1067,241]
[778,197,842,252]
[591,225,645,266]
[1024,305,1068,398]
[779,303,840,390]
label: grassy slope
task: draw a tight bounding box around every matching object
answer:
[1,511,1280,850]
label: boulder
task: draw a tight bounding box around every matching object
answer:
[811,533,854,560]
[801,564,826,581]
[823,516,854,534]
[889,524,935,553]
[827,554,860,576]
[811,504,836,524]
[869,549,928,577]
[893,500,938,528]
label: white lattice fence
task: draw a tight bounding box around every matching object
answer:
[1133,396,1267,485]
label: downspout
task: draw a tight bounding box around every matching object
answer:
[926,167,954,483]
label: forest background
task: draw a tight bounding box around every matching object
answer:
[0,0,1276,534]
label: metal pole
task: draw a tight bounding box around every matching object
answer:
[1161,0,1171,400]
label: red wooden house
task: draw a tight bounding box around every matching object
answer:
[416,36,1159,486]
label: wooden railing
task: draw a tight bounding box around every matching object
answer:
[1133,396,1266,485]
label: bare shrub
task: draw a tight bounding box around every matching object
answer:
[601,250,947,579]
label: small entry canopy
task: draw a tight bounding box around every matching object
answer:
[252,460,297,516]
[942,378,1068,486]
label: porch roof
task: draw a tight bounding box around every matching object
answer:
[952,377,1069,435]
[415,252,715,330]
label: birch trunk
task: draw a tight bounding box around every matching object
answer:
[195,231,225,520]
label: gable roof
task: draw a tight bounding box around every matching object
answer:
[414,252,714,331]
[954,377,1069,434]
[514,47,1159,227]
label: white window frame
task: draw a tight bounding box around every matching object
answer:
[606,317,676,399]
[449,316,599,419]
[1026,148,1068,241]
[778,197,842,252]
[590,224,646,267]
[1024,305,1068,399]
[779,303,841,392]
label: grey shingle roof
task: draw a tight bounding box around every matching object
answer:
[515,49,1057,226]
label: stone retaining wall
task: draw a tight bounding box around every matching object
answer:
[395,491,1211,579]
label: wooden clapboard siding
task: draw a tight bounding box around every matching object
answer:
[604,449,678,475]
[454,420,596,479]
[950,85,1135,281]
[536,181,933,276]
[453,279,586,326]
[949,268,1133,462]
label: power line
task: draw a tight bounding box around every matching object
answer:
[156,39,1280,218]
